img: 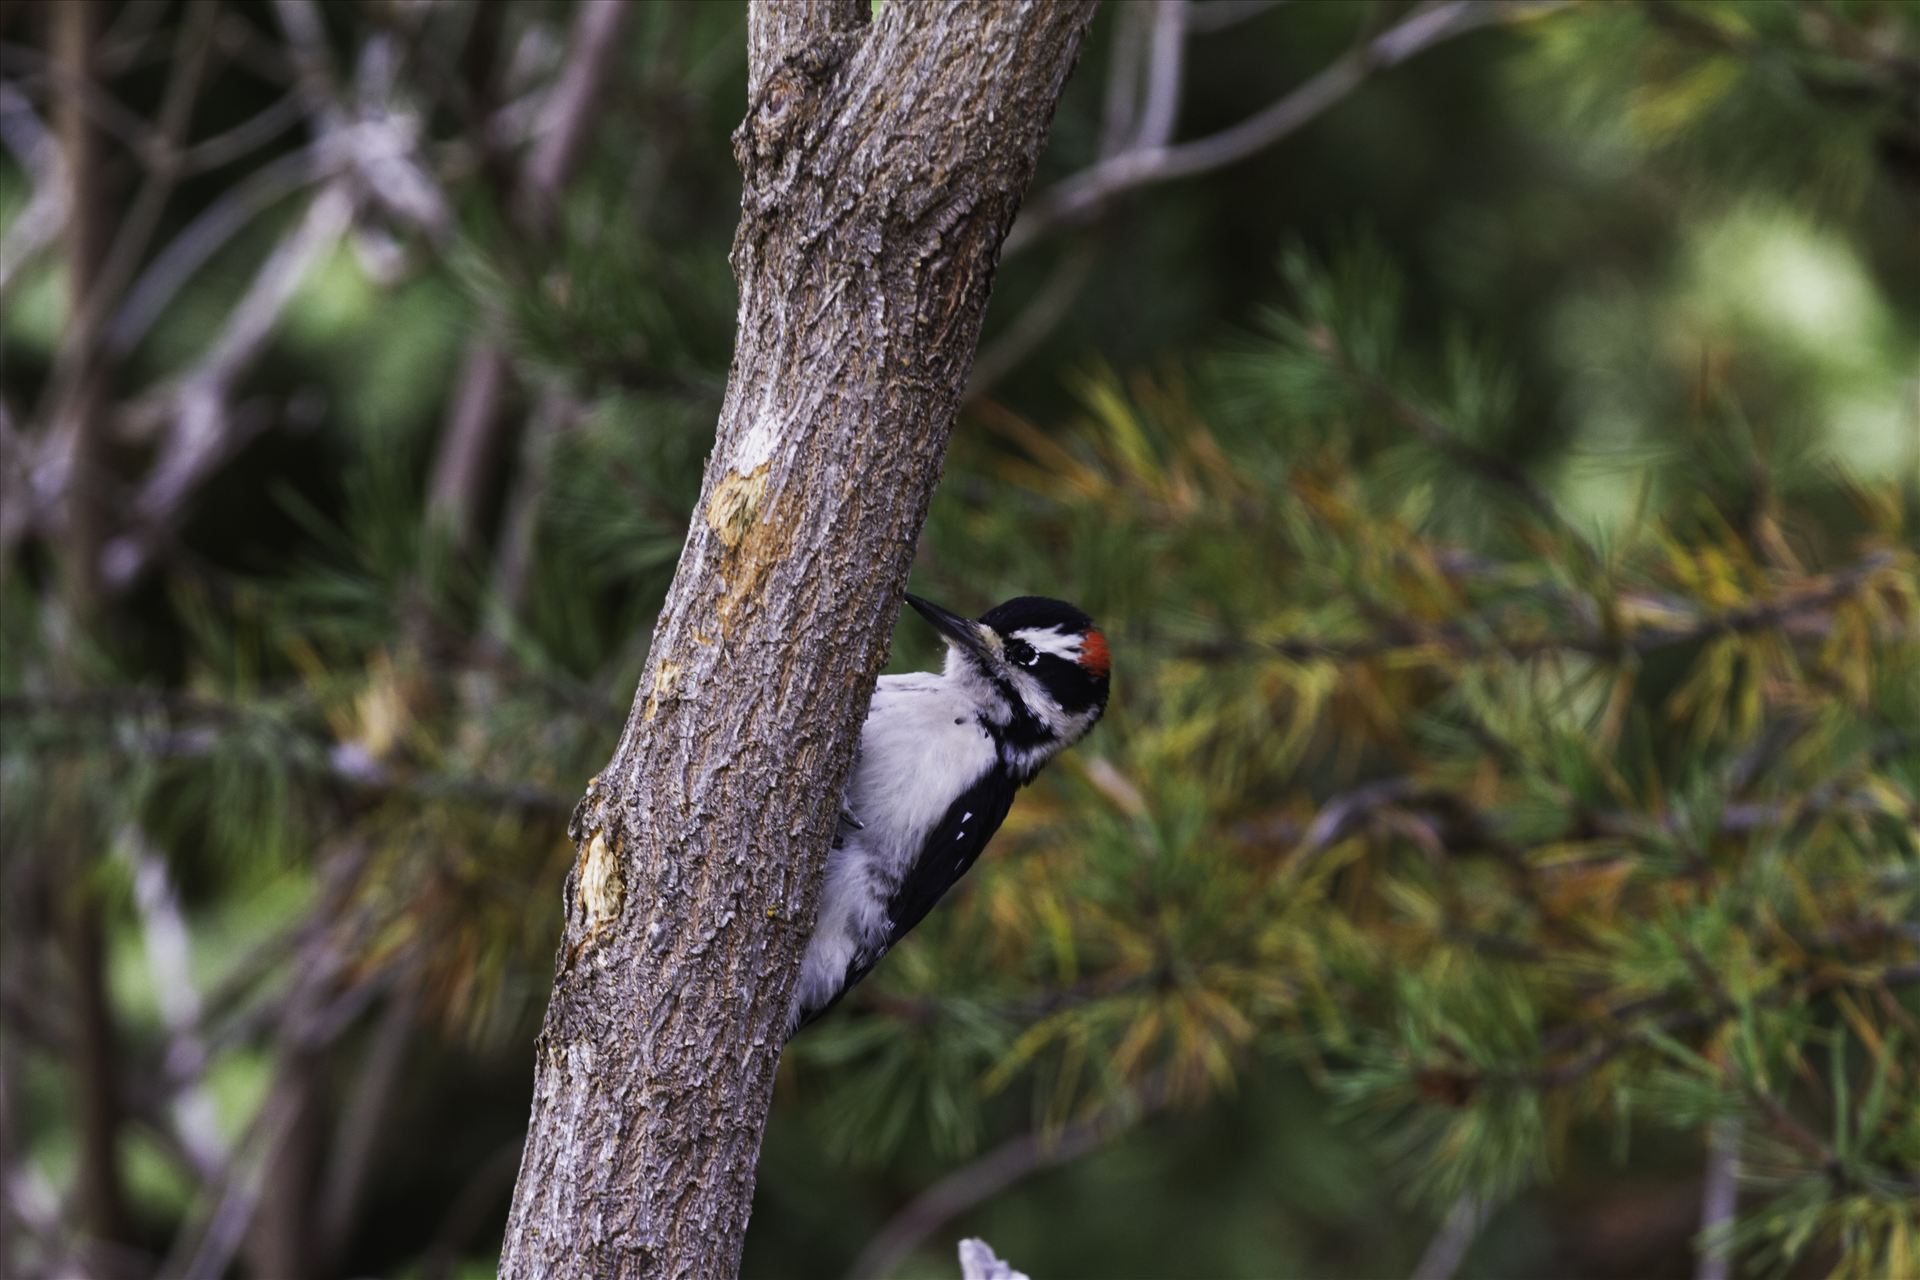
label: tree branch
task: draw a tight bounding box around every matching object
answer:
[40,0,221,458]
[314,980,420,1272]
[0,83,64,305]
[1005,1,1563,258]
[425,0,636,544]
[744,0,869,99]
[967,0,1181,398]
[1694,1115,1740,1280]
[103,184,356,594]
[113,825,228,1182]
[500,4,1098,1274]
[1410,1194,1490,1280]
[847,1082,1165,1280]
[0,689,578,818]
[164,841,383,1280]
[1132,0,1188,153]
[107,142,332,358]
[520,0,638,233]
[1177,550,1902,665]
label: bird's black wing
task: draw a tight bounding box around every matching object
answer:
[797,769,1019,1033]
[882,769,1018,947]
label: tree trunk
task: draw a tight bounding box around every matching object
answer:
[52,0,132,1258]
[498,2,1096,1277]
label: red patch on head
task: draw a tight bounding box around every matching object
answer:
[1078,628,1110,678]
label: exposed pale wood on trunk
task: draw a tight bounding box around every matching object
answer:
[499,3,1096,1276]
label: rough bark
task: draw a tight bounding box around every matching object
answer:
[498,3,1096,1277]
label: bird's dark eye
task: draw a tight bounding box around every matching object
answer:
[1006,639,1038,667]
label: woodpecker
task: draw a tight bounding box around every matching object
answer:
[787,593,1111,1038]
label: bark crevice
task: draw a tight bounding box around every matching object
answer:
[500,5,1096,1277]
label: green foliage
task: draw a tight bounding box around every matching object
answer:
[1516,0,1903,213]
[829,241,1920,1275]
[6,1,1918,1276]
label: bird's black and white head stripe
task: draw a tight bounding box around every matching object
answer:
[907,594,1110,778]
[786,593,1110,1037]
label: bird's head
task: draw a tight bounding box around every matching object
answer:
[906,593,1110,777]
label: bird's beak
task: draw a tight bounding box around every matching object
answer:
[905,593,999,664]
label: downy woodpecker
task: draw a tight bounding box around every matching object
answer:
[787,593,1111,1038]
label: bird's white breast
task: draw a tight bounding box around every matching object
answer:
[792,673,998,1026]
[847,673,998,871]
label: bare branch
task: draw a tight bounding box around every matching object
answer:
[271,0,345,130]
[1006,1,1564,258]
[0,84,65,303]
[163,839,382,1280]
[176,190,354,393]
[0,40,158,157]
[102,183,356,594]
[1410,1195,1490,1280]
[107,143,332,357]
[847,1083,1164,1280]
[315,982,420,1269]
[49,0,111,619]
[1098,2,1151,156]
[1694,1115,1740,1280]
[41,0,222,442]
[520,0,635,232]
[271,2,450,236]
[166,1072,308,1280]
[1132,1,1189,152]
[113,825,228,1182]
[968,0,1184,398]
[46,13,129,1252]
[975,0,1565,390]
[486,389,582,628]
[966,241,1098,401]
[23,8,465,592]
[426,0,635,543]
[177,91,306,174]
[424,344,513,544]
[95,0,174,76]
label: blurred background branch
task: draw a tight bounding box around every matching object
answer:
[3,0,1917,1277]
